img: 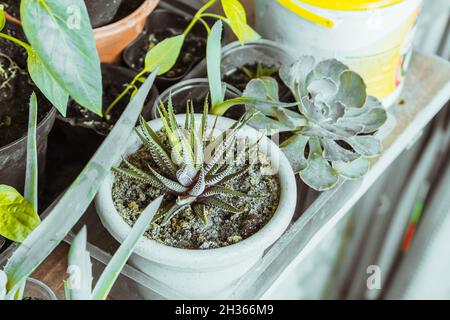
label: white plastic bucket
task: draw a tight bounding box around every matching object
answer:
[255,0,423,107]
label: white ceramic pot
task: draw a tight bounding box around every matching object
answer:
[96,115,297,299]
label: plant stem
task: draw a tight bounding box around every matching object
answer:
[0,32,32,52]
[183,0,217,36]
[104,69,147,116]
[200,13,228,22]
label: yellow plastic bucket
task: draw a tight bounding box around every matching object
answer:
[256,0,423,107]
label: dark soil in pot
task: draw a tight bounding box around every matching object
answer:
[58,64,158,138]
[223,62,294,102]
[0,26,54,194]
[0,0,19,20]
[85,0,123,28]
[123,9,207,91]
[42,64,158,210]
[0,53,51,147]
[111,132,280,250]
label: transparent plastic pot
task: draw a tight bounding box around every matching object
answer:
[150,78,245,120]
[23,278,57,300]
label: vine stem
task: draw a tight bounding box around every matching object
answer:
[0,32,32,52]
[104,69,147,116]
[183,0,217,36]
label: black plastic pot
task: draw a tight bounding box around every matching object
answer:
[123,9,223,91]
[56,64,158,148]
[0,108,56,193]
[85,0,124,28]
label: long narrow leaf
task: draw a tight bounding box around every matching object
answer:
[4,69,160,293]
[25,92,38,212]
[91,197,163,300]
[207,21,224,109]
[66,226,92,300]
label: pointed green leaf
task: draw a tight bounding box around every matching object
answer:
[21,0,102,115]
[221,0,260,44]
[27,51,69,116]
[25,93,38,212]
[145,34,185,75]
[207,21,224,108]
[92,197,163,300]
[66,226,92,300]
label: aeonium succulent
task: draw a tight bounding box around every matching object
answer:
[243,56,388,191]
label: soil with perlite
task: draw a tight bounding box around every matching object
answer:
[112,132,280,250]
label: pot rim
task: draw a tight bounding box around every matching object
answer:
[0,107,56,153]
[151,78,242,119]
[96,114,297,267]
[221,39,295,62]
[94,0,159,36]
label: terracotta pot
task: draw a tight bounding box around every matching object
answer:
[4,0,160,64]
[94,0,160,63]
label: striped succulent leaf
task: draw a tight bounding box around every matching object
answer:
[113,99,263,226]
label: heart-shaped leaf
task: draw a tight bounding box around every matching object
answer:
[0,185,40,243]
[145,34,185,75]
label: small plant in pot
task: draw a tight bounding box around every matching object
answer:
[107,0,260,112]
[220,40,295,103]
[1,71,161,300]
[0,2,102,191]
[123,8,209,91]
[241,56,389,191]
[96,98,297,298]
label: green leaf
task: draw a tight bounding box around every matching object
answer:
[280,134,309,173]
[221,0,260,44]
[27,51,69,116]
[91,197,163,300]
[21,0,102,115]
[144,34,185,75]
[333,158,369,180]
[0,185,40,243]
[0,270,7,300]
[25,93,38,212]
[333,70,367,108]
[66,226,92,300]
[0,5,6,31]
[345,136,382,157]
[3,69,159,294]
[299,138,339,191]
[207,21,224,108]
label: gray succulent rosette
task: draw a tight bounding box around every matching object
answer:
[243,56,388,191]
